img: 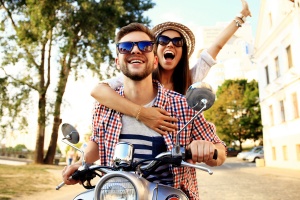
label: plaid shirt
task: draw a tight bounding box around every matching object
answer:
[91,80,224,200]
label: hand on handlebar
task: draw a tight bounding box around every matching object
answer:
[62,163,81,185]
[186,140,217,164]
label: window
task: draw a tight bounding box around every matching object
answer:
[265,65,270,85]
[297,144,300,161]
[286,45,293,68]
[269,105,274,126]
[292,93,299,119]
[279,100,285,122]
[275,56,280,78]
[282,146,288,161]
[272,147,276,160]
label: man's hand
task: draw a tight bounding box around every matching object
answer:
[186,140,216,164]
[62,163,81,185]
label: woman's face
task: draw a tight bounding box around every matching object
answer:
[156,30,183,72]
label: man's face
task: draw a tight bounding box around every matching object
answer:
[115,31,158,81]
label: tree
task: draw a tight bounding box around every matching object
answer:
[0,0,155,164]
[205,79,262,150]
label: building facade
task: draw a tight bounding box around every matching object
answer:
[200,22,257,91]
[254,0,300,169]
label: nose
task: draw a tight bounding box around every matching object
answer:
[166,41,174,47]
[131,44,142,54]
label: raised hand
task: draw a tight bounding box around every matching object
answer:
[241,0,252,17]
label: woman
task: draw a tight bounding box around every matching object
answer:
[90,0,251,135]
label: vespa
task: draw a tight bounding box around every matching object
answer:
[56,82,218,200]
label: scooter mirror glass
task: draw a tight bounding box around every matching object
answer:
[185,82,215,111]
[61,123,80,144]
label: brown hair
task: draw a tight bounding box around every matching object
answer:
[152,32,192,95]
[115,23,156,55]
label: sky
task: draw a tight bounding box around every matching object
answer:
[145,0,260,34]
[4,0,262,150]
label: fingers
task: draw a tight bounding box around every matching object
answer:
[140,107,178,135]
[62,165,80,185]
[241,0,252,17]
[188,141,215,163]
[157,108,178,122]
[155,124,175,135]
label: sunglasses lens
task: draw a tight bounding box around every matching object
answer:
[117,42,133,54]
[172,37,184,47]
[138,41,154,52]
[157,35,170,46]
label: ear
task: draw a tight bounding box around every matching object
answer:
[115,57,120,70]
[153,55,159,70]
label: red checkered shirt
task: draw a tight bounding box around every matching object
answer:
[91,80,225,200]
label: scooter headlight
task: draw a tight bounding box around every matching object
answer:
[97,176,137,200]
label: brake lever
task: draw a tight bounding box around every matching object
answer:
[56,165,87,190]
[181,160,214,175]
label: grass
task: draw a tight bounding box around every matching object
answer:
[0,164,63,200]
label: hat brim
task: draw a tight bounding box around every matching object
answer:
[152,22,195,58]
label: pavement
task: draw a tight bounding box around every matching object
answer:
[0,156,32,165]
[197,158,300,200]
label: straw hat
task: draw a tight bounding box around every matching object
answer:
[152,22,195,58]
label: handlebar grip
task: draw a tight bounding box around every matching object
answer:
[185,149,218,160]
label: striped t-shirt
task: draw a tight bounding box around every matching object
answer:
[120,98,174,186]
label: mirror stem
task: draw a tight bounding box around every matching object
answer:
[173,99,207,155]
[62,139,86,165]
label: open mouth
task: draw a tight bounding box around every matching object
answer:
[164,51,175,60]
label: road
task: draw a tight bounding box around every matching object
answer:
[11,157,300,200]
[197,157,300,200]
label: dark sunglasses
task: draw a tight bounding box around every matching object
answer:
[157,35,184,47]
[116,41,155,54]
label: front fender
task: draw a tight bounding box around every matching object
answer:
[73,189,94,200]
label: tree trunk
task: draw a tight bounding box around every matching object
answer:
[44,60,70,164]
[34,94,47,164]
[44,116,61,164]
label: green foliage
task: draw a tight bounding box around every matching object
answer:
[14,144,27,151]
[205,79,262,148]
[0,0,155,161]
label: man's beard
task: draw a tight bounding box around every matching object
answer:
[120,62,153,81]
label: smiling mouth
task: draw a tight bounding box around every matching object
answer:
[129,59,144,64]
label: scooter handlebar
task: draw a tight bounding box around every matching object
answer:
[185,148,218,160]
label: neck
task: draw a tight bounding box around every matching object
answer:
[160,70,174,90]
[123,75,157,105]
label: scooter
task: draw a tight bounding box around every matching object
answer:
[56,82,218,200]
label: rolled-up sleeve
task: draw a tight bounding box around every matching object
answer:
[190,49,217,83]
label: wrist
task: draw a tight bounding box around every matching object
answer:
[233,18,243,27]
[236,13,246,23]
[135,106,142,120]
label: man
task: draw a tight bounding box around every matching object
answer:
[62,23,226,199]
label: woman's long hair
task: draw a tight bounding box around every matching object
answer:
[153,34,192,95]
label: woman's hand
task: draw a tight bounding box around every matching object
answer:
[241,0,252,17]
[139,107,178,135]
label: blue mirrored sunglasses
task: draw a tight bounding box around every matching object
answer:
[116,41,155,54]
